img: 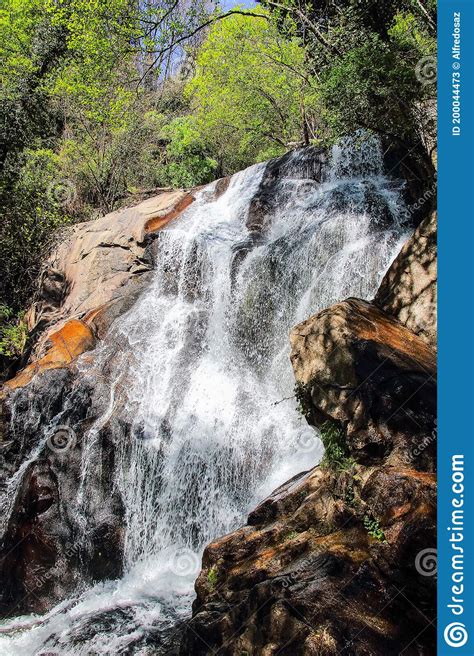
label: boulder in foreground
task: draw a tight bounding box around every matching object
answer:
[290,298,436,470]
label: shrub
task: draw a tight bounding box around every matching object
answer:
[0,149,72,312]
[0,305,28,358]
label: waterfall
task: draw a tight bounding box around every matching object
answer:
[0,137,409,655]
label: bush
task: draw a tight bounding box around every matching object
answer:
[158,116,218,187]
[0,149,72,312]
[0,305,28,358]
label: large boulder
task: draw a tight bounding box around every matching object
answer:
[290,298,436,470]
[182,441,436,655]
[3,190,194,388]
[374,211,436,347]
[23,189,194,359]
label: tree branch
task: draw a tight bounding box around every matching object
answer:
[135,10,269,88]
[262,0,341,56]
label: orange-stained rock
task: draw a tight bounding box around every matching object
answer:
[23,189,196,362]
[4,320,95,390]
[144,192,194,233]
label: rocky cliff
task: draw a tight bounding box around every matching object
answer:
[0,189,196,614]
[181,214,437,655]
[375,211,437,347]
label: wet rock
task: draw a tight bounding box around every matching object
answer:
[381,138,436,227]
[247,146,327,235]
[24,189,195,359]
[143,192,194,234]
[4,319,95,390]
[181,459,436,655]
[214,176,232,200]
[375,211,437,347]
[0,370,125,614]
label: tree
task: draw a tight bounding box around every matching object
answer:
[0,0,222,314]
[260,0,437,175]
[186,9,318,174]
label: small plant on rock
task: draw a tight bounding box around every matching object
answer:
[363,514,387,542]
[343,483,356,507]
[207,566,218,589]
[319,420,355,472]
[294,381,313,419]
[0,305,28,359]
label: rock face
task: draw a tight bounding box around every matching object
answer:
[182,463,436,655]
[247,146,326,235]
[0,189,195,614]
[182,219,437,654]
[374,211,437,347]
[290,299,436,470]
[3,190,194,388]
[4,319,96,390]
[23,189,193,360]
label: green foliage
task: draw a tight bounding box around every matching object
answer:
[0,0,219,320]
[159,116,218,187]
[343,483,356,508]
[207,566,218,589]
[363,514,387,542]
[262,0,436,158]
[0,306,28,358]
[319,25,434,144]
[187,9,318,173]
[294,389,355,471]
[0,148,73,311]
[294,381,312,420]
[319,420,355,472]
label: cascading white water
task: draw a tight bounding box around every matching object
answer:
[0,138,410,655]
